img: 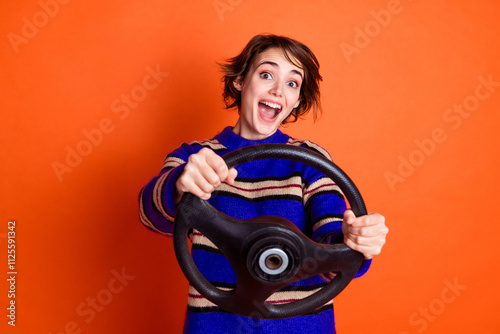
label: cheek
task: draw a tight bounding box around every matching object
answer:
[281,108,295,122]
[282,113,292,123]
[288,91,301,108]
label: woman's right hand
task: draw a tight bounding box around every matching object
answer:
[174,147,238,205]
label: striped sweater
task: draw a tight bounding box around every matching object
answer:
[139,126,370,334]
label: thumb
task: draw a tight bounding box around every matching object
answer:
[343,209,356,225]
[226,167,238,185]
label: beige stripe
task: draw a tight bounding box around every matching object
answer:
[312,216,343,233]
[153,171,174,221]
[287,139,332,161]
[266,287,321,303]
[187,285,334,308]
[303,177,343,204]
[189,139,226,151]
[138,191,172,236]
[161,156,185,170]
[216,176,303,199]
[190,230,218,249]
[187,285,232,308]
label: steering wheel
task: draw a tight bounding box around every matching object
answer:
[173,144,366,319]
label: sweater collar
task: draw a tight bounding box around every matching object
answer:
[216,126,289,151]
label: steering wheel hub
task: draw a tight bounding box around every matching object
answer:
[246,233,300,282]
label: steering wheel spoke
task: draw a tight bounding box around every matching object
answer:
[176,193,254,257]
[297,241,365,279]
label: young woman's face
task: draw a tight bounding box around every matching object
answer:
[233,48,304,140]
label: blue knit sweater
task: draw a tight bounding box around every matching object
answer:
[139,126,370,333]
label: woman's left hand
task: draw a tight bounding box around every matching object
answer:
[342,210,389,259]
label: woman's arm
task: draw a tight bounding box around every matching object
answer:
[139,144,237,236]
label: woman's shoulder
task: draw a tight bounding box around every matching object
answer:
[186,137,227,153]
[169,130,229,158]
[285,136,333,161]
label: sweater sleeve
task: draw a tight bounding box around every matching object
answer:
[138,143,197,236]
[301,144,371,278]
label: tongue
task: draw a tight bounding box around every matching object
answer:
[259,102,277,119]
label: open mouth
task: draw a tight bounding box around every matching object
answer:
[258,100,282,120]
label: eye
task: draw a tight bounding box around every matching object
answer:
[259,72,272,80]
[287,81,299,88]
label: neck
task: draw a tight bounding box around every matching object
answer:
[232,119,277,141]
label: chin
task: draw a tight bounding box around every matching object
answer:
[255,126,278,138]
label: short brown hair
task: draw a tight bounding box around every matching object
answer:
[219,34,323,124]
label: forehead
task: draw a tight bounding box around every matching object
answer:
[251,48,304,77]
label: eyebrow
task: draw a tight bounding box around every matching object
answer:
[257,61,303,79]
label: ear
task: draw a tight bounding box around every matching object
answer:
[233,76,243,91]
[292,98,301,109]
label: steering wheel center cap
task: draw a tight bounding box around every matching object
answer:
[246,234,301,282]
[259,248,289,274]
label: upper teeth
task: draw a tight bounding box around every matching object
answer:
[262,101,281,110]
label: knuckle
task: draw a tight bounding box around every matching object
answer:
[376,222,388,233]
[358,227,369,237]
[177,178,188,190]
[217,164,228,176]
[364,215,372,225]
[178,175,192,188]
[183,163,194,173]
[216,156,228,169]
[188,154,201,165]
[198,191,210,200]
[345,239,355,249]
[353,235,363,244]
[177,184,188,194]
[201,184,214,193]
[199,147,211,155]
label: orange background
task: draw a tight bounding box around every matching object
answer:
[1,0,499,333]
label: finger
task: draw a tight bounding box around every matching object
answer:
[343,209,356,225]
[188,154,223,188]
[200,149,230,184]
[226,167,238,185]
[178,178,212,200]
[192,168,219,193]
[347,213,386,228]
[346,224,386,238]
[346,233,386,248]
[344,238,380,260]
[182,164,217,194]
[190,186,212,200]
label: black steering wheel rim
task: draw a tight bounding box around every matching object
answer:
[174,144,366,319]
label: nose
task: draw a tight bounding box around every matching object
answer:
[270,80,284,97]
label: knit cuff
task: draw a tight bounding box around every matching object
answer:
[162,163,186,219]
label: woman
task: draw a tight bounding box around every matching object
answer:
[139,34,388,333]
